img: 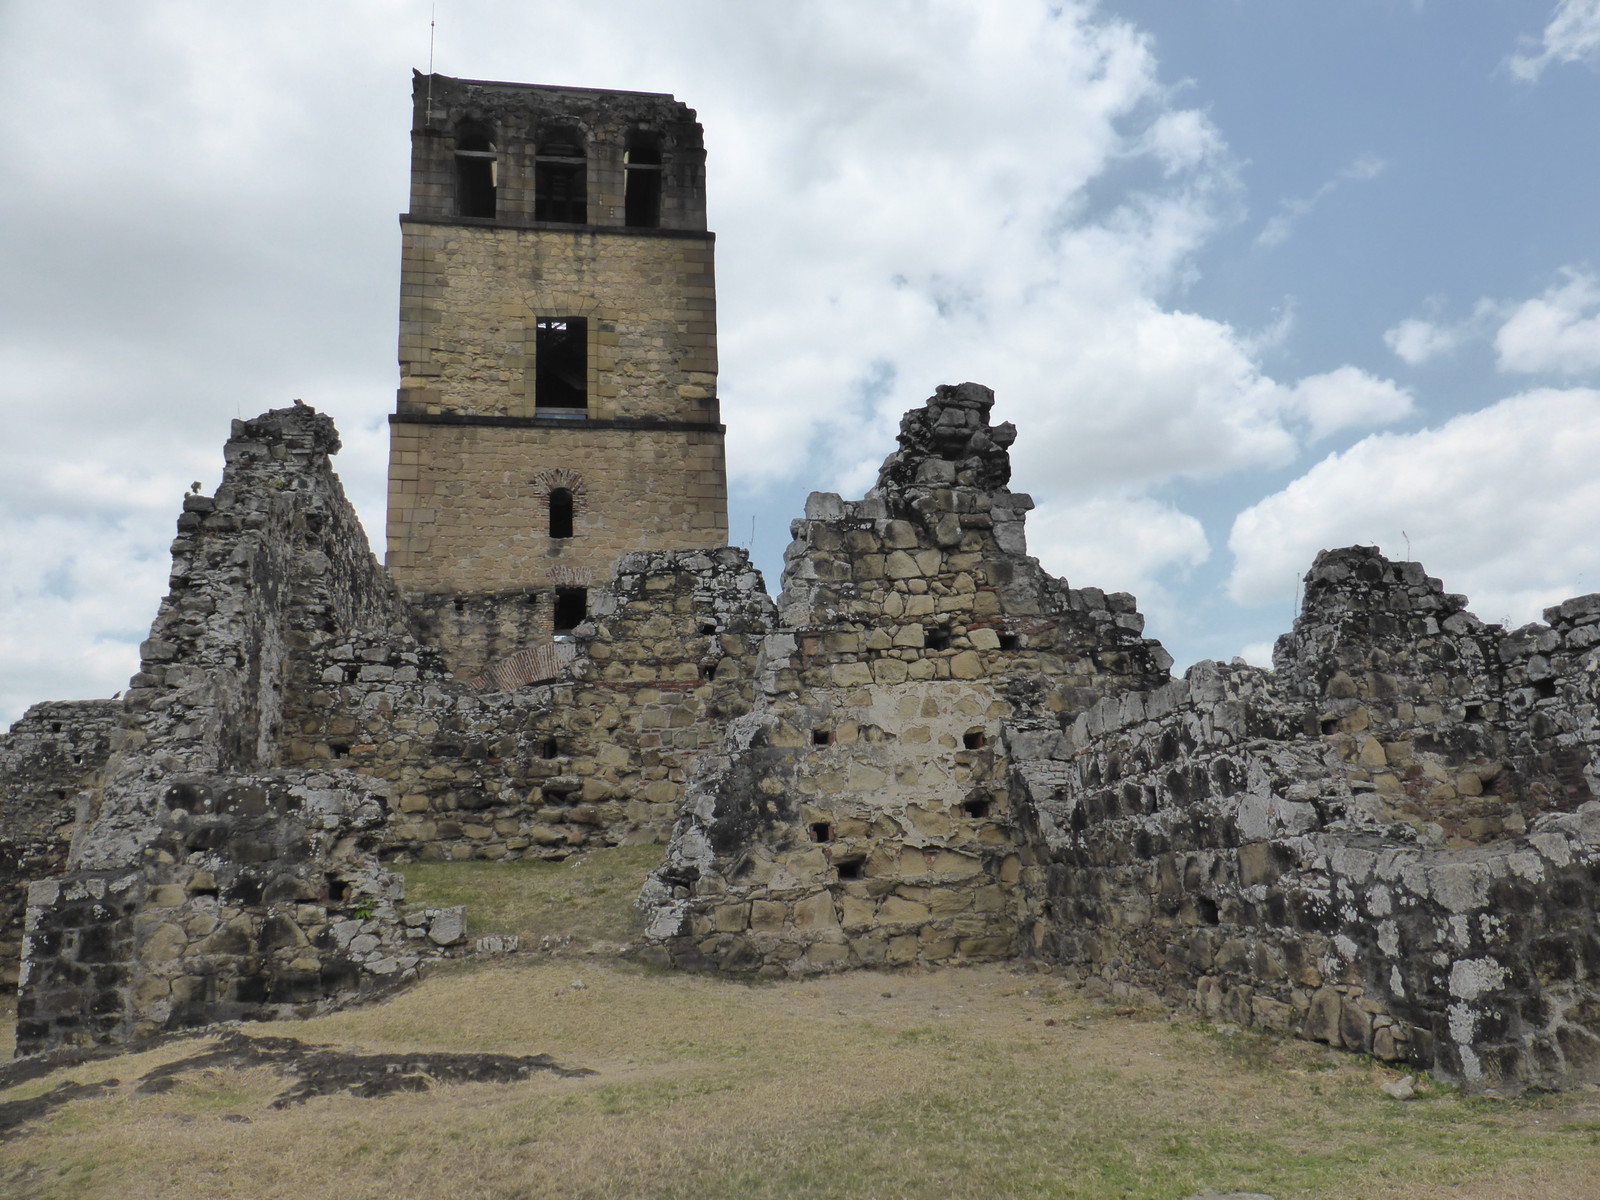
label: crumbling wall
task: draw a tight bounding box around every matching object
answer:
[1273,549,1600,843]
[1017,550,1600,1093]
[15,406,462,1053]
[362,547,773,862]
[10,403,766,1049]
[637,383,1173,975]
[0,701,115,991]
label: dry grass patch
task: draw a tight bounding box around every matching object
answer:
[5,961,1599,1200]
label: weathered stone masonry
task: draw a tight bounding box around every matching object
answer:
[6,389,1600,1093]
[1010,550,1600,1092]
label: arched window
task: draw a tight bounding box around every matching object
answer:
[454,122,497,218]
[535,124,587,223]
[624,130,662,228]
[549,487,574,539]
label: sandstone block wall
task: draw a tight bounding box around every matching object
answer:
[638,384,1173,975]
[393,224,717,424]
[387,416,727,604]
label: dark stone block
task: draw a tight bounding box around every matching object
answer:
[76,924,119,963]
[229,837,276,863]
[320,957,361,993]
[260,914,305,952]
[268,970,324,1004]
[221,786,269,816]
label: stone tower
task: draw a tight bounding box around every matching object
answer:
[386,73,727,678]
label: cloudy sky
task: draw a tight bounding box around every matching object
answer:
[4,0,1599,726]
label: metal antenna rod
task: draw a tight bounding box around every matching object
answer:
[425,3,436,119]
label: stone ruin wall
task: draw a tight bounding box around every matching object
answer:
[5,387,1600,1095]
[1015,549,1600,1093]
[636,383,1173,975]
[0,701,116,990]
[2,402,768,1050]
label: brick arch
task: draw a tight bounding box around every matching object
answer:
[533,468,586,497]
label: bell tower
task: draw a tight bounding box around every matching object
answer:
[386,73,727,677]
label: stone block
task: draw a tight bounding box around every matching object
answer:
[792,892,840,931]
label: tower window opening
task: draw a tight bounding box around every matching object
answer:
[535,124,587,223]
[553,587,588,632]
[536,317,588,411]
[624,131,662,228]
[549,487,575,539]
[454,126,497,218]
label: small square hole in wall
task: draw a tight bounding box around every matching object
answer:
[330,742,351,758]
[326,876,350,902]
[962,797,992,819]
[925,630,951,651]
[539,737,560,759]
[1319,717,1339,736]
[963,729,987,750]
[809,821,834,843]
[812,729,834,746]
[701,662,718,681]
[1464,703,1484,722]
[835,857,865,880]
[997,633,1019,651]
[1534,678,1558,700]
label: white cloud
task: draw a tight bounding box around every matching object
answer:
[1494,270,1600,374]
[1284,366,1414,440]
[1385,317,1466,366]
[1257,155,1385,248]
[1509,0,1600,82]
[1028,493,1210,621]
[1228,388,1600,625]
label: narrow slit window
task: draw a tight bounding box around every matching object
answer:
[454,125,497,218]
[535,124,587,223]
[539,737,560,759]
[536,317,587,411]
[624,131,662,228]
[553,587,588,632]
[549,487,575,538]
